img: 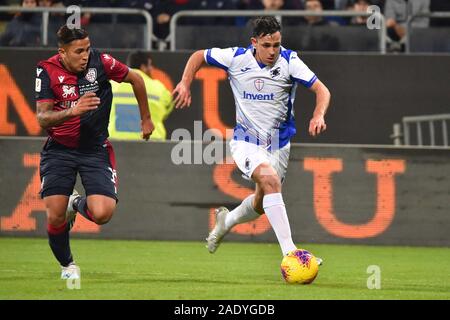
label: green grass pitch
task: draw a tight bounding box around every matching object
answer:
[0,237,449,300]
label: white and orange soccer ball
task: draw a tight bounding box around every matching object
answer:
[280,249,319,284]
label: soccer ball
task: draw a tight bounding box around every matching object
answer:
[280,249,319,284]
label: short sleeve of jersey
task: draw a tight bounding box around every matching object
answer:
[204,47,235,71]
[289,51,318,88]
[100,53,129,82]
[35,66,55,102]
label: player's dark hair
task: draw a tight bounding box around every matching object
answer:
[252,16,281,38]
[127,51,151,69]
[57,25,88,46]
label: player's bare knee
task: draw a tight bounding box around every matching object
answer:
[87,196,116,224]
[259,174,281,194]
[96,217,111,225]
[47,214,66,227]
[93,211,113,225]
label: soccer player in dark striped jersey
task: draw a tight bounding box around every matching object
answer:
[35,25,154,280]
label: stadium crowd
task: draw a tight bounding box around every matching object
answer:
[0,0,449,51]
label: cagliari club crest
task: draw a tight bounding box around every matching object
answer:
[85,68,97,83]
[254,78,264,91]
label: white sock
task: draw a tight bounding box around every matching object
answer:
[225,194,261,230]
[263,193,297,256]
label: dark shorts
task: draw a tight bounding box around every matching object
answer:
[39,139,118,200]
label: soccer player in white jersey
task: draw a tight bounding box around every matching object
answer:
[173,16,331,258]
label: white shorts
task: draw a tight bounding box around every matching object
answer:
[229,139,290,183]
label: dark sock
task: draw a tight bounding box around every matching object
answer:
[47,222,73,267]
[73,196,95,222]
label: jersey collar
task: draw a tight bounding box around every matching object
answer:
[250,44,280,69]
[250,45,267,69]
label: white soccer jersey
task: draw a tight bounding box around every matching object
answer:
[204,45,317,149]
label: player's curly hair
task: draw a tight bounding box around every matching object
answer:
[57,25,88,46]
[252,16,281,38]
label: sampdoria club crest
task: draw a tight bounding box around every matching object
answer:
[254,79,264,91]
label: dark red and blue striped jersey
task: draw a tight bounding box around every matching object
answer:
[35,49,129,149]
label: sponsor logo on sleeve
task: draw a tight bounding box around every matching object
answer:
[35,78,41,92]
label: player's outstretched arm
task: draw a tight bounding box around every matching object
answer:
[172,50,205,109]
[36,92,100,129]
[123,69,154,141]
[308,79,331,137]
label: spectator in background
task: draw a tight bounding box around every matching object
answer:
[232,0,304,26]
[349,0,372,25]
[299,0,383,9]
[156,0,239,30]
[40,0,65,14]
[110,51,174,141]
[298,0,335,9]
[196,0,235,11]
[260,0,285,24]
[62,0,112,25]
[40,0,53,6]
[297,0,340,50]
[384,0,430,44]
[225,0,262,26]
[39,0,66,46]
[317,0,334,9]
[336,0,386,10]
[258,0,314,11]
[0,0,41,47]
[344,0,386,26]
[193,0,239,26]
[368,0,384,10]
[334,0,349,9]
[113,0,159,23]
[152,0,196,39]
[295,0,351,24]
[233,0,283,26]
[262,0,313,25]
[261,0,284,10]
[304,0,333,25]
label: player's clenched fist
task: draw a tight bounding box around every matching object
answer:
[141,117,154,141]
[71,92,100,116]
